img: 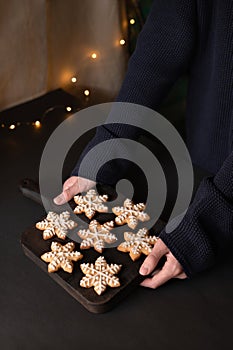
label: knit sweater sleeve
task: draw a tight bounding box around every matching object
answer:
[159,151,233,277]
[71,0,197,182]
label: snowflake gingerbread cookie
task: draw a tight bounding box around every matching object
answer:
[41,241,83,273]
[36,211,77,240]
[117,228,158,261]
[73,189,108,219]
[112,198,150,229]
[77,220,117,253]
[80,256,122,295]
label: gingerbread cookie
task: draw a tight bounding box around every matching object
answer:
[36,211,77,240]
[77,220,117,253]
[73,189,108,219]
[41,241,83,273]
[80,256,121,295]
[112,199,150,229]
[117,228,158,261]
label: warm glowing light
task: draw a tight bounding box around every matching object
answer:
[34,120,41,128]
[91,52,97,59]
[71,77,77,83]
[1,124,5,128]
[119,39,126,45]
[66,106,72,112]
[84,89,90,96]
[9,124,16,130]
[130,18,135,24]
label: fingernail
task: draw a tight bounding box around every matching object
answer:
[139,266,149,276]
[53,194,65,205]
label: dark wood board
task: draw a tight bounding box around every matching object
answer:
[21,219,166,313]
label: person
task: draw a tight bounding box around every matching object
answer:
[54,0,233,289]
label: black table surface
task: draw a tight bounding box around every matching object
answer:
[1,91,233,350]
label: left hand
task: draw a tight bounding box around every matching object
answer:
[139,238,187,289]
[53,176,96,205]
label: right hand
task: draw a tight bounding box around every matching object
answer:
[139,238,187,289]
[53,176,96,205]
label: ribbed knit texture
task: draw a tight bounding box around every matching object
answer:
[71,0,233,276]
[72,0,197,182]
[160,151,233,277]
[72,0,233,178]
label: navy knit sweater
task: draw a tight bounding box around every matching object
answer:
[72,0,233,277]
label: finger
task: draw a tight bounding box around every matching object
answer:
[53,191,71,205]
[139,254,159,276]
[53,177,96,205]
[140,265,174,289]
[140,253,184,289]
[151,268,160,277]
[53,192,66,205]
[139,239,169,276]
[174,272,187,279]
[54,184,81,205]
[141,269,187,288]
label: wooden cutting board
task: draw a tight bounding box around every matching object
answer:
[21,218,165,313]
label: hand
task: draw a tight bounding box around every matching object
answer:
[139,238,187,289]
[53,176,96,205]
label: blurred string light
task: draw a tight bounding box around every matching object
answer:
[1,1,146,133]
[34,120,41,128]
[126,0,145,55]
[91,52,97,59]
[84,89,90,96]
[0,105,77,131]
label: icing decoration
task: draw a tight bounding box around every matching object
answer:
[80,256,121,295]
[41,241,83,273]
[112,199,150,229]
[36,211,77,240]
[117,228,158,261]
[73,189,108,219]
[77,220,116,253]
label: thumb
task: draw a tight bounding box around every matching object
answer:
[139,239,169,276]
[53,186,77,205]
[53,176,96,205]
[54,177,81,205]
